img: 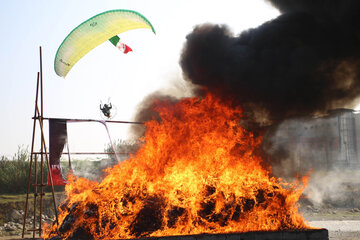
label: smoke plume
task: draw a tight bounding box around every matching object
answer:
[130,92,180,138]
[178,0,360,207]
[130,1,360,207]
[180,0,360,126]
[130,79,195,138]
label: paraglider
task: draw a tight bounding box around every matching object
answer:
[100,102,112,118]
[99,98,117,119]
[54,9,156,77]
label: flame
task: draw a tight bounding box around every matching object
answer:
[44,93,310,239]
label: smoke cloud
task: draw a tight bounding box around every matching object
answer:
[304,169,360,208]
[130,79,195,138]
[178,0,360,207]
[180,0,360,126]
[130,92,180,138]
[130,1,360,207]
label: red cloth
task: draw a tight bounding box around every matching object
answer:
[48,119,68,186]
[47,165,67,186]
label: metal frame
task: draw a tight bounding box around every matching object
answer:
[22,47,58,238]
[22,46,144,239]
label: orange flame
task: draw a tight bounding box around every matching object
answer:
[44,93,310,239]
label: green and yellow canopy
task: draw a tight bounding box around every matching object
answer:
[54,9,156,77]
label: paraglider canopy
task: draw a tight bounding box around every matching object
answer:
[54,9,156,77]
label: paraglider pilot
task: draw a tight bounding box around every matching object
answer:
[100,103,112,118]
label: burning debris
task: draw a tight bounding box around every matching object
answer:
[44,94,310,239]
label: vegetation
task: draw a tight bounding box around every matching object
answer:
[0,141,138,195]
[0,146,89,194]
[0,146,49,194]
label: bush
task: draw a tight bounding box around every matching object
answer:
[0,146,51,194]
[0,142,140,194]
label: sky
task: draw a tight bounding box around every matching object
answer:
[0,0,281,157]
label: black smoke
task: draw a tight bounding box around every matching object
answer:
[130,92,180,138]
[180,0,360,126]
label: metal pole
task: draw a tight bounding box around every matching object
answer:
[66,142,72,171]
[32,153,38,239]
[22,73,40,238]
[39,147,44,237]
[99,120,120,162]
[40,46,43,120]
[32,151,130,155]
[35,105,59,228]
[36,117,144,125]
[39,46,44,237]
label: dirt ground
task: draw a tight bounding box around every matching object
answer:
[302,206,360,240]
[310,220,360,240]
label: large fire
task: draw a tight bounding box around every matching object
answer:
[44,93,310,239]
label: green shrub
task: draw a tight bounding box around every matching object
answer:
[0,146,51,194]
[0,142,139,194]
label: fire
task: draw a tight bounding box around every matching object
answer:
[44,93,310,239]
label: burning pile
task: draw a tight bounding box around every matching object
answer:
[44,93,309,239]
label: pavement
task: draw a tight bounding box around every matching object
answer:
[310,220,360,240]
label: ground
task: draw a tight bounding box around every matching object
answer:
[303,207,360,240]
[310,220,360,240]
[0,193,359,240]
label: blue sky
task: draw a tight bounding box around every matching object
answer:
[0,0,280,157]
